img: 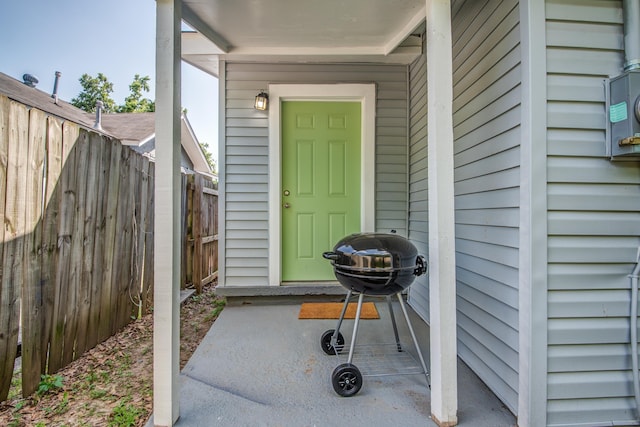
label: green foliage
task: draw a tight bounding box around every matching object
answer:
[117,74,155,113]
[205,298,226,321]
[198,141,217,172]
[72,73,155,114]
[71,73,117,113]
[37,374,64,397]
[109,398,141,427]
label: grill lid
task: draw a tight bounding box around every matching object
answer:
[323,232,426,276]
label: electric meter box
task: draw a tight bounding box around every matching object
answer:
[607,70,640,158]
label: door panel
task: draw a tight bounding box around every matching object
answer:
[281,101,361,281]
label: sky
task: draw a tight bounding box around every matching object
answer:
[0,0,219,161]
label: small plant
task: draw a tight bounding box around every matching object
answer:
[89,388,108,399]
[37,374,64,397]
[109,398,141,427]
[54,391,70,415]
[205,297,226,321]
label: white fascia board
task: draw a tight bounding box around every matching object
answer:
[219,51,421,65]
[383,5,426,55]
[120,138,141,146]
[227,45,387,56]
[182,56,220,78]
[119,134,154,147]
[181,3,230,53]
[182,31,226,55]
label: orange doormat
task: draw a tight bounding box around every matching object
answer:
[298,302,379,319]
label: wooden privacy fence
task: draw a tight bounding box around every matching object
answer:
[0,96,155,401]
[182,172,218,293]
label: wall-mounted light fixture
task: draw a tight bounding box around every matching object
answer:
[254,90,269,111]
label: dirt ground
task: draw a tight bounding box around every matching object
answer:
[0,282,224,427]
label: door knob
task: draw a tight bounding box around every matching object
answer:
[284,190,290,196]
[284,203,291,209]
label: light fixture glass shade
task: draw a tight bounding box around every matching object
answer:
[254,91,268,110]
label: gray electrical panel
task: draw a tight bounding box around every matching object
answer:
[607,70,640,158]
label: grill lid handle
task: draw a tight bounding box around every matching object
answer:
[414,255,427,276]
[322,251,340,261]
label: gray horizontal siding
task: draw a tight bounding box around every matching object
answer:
[545,1,640,425]
[452,0,521,414]
[224,62,408,286]
[407,45,429,321]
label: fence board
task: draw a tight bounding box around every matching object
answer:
[114,147,132,332]
[21,108,47,396]
[100,140,121,342]
[49,121,79,372]
[185,174,194,287]
[0,96,14,402]
[87,134,108,351]
[1,101,29,399]
[41,116,63,374]
[75,130,99,356]
[3,102,28,393]
[120,149,137,328]
[135,157,150,317]
[193,174,203,293]
[64,128,89,366]
[142,162,155,313]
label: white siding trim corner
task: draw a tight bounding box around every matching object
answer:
[519,1,549,426]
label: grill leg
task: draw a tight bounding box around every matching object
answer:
[346,293,365,365]
[386,295,402,352]
[396,292,430,387]
[331,290,352,347]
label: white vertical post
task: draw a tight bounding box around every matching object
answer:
[426,0,458,425]
[154,0,182,425]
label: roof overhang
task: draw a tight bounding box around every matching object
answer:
[181,0,426,77]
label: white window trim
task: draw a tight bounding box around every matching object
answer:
[268,83,376,286]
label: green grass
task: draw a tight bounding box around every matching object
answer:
[109,397,141,427]
[205,297,226,321]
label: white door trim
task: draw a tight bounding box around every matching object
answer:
[268,83,376,286]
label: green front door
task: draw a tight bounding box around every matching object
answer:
[281,101,361,281]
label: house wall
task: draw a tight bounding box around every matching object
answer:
[407,46,430,320]
[411,0,640,424]
[452,0,522,414]
[222,62,408,286]
[409,0,521,413]
[409,0,521,412]
[544,1,640,425]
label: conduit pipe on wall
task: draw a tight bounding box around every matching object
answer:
[624,0,640,71]
[624,1,640,418]
[630,247,640,419]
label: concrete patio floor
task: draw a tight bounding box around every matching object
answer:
[147,297,516,427]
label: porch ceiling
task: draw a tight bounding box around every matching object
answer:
[181,0,426,76]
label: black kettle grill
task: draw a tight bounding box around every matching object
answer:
[322,232,427,296]
[320,232,430,397]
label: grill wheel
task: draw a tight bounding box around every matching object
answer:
[332,363,362,397]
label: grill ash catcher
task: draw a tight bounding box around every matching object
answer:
[321,232,430,397]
